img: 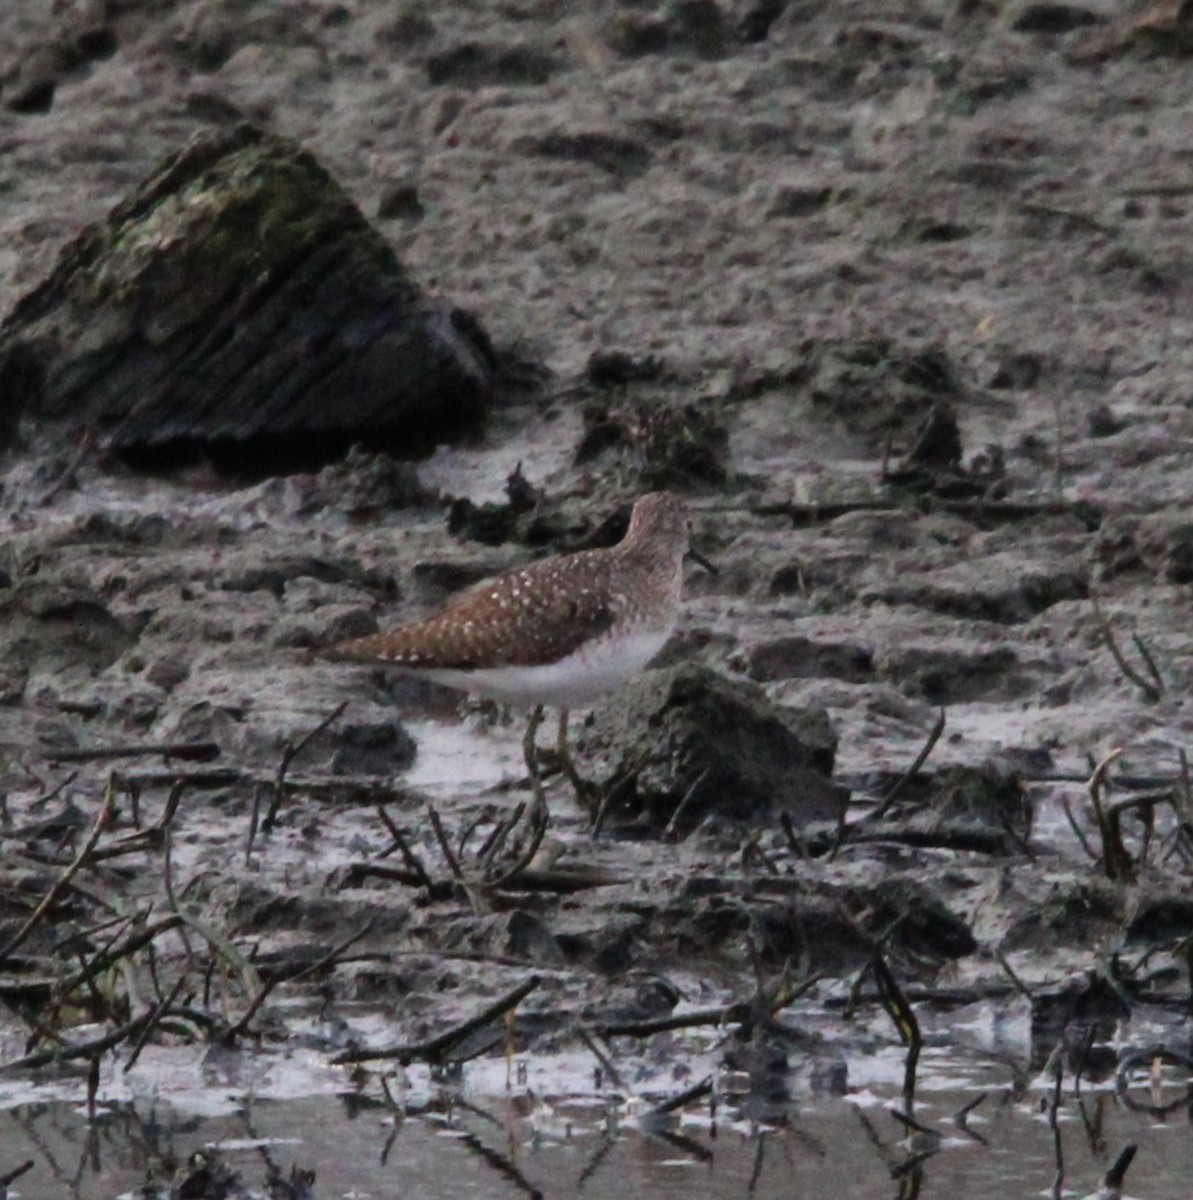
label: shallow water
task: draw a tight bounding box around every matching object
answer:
[0,1049,1188,1199]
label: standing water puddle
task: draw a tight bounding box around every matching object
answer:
[0,1037,1188,1198]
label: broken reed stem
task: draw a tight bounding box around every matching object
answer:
[376,806,435,891]
[873,708,947,820]
[575,1023,624,1090]
[779,811,807,861]
[90,777,188,861]
[332,974,542,1066]
[0,777,117,968]
[2,1003,166,1072]
[48,915,181,1029]
[663,768,711,840]
[263,701,348,831]
[834,709,946,859]
[488,812,548,887]
[1059,793,1099,860]
[478,802,527,872]
[1048,1058,1064,1199]
[123,975,188,1072]
[1091,594,1162,701]
[1089,748,1133,879]
[246,781,265,864]
[871,948,922,1116]
[992,949,1032,999]
[652,1074,713,1115]
[428,805,466,881]
[0,1161,33,1190]
[224,920,375,1043]
[50,741,221,764]
[1131,632,1164,694]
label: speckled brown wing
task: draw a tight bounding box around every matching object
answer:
[322,550,618,670]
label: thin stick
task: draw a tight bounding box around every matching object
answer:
[49,742,220,763]
[123,976,188,1071]
[992,949,1031,999]
[1091,595,1161,702]
[225,921,374,1041]
[575,1024,624,1091]
[488,813,547,887]
[0,779,116,966]
[780,811,807,862]
[663,769,710,840]
[1059,793,1098,860]
[1089,748,1131,879]
[652,1074,713,1115]
[1131,633,1164,693]
[479,802,528,872]
[428,806,466,881]
[376,807,435,891]
[873,708,947,820]
[263,702,347,831]
[332,975,542,1066]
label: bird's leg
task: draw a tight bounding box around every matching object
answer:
[555,707,603,814]
[522,704,548,829]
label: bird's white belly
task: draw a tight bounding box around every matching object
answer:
[415,628,672,708]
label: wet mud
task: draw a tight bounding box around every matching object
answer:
[3,1,1193,1195]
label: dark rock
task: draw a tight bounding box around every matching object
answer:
[427,41,561,86]
[0,124,497,475]
[1125,895,1193,946]
[218,555,365,598]
[865,556,1088,624]
[446,474,628,552]
[517,130,654,180]
[743,635,874,684]
[666,0,731,57]
[4,44,68,114]
[230,881,411,938]
[408,559,502,606]
[1010,4,1101,34]
[912,220,970,243]
[1087,403,1126,437]
[737,0,789,42]
[1003,878,1123,954]
[377,180,425,221]
[583,664,847,832]
[749,896,868,970]
[766,184,832,218]
[330,720,417,775]
[555,913,647,971]
[175,1149,242,1200]
[144,652,192,692]
[184,90,247,124]
[74,24,118,62]
[904,405,962,470]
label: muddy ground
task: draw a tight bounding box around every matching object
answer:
[2,0,1193,1157]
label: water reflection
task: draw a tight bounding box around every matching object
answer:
[0,1070,1189,1199]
